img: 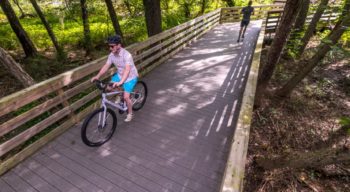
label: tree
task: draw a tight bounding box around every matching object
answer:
[29,0,64,58]
[200,0,208,15]
[297,0,330,57]
[175,0,195,18]
[123,0,143,16]
[80,0,92,55]
[275,2,350,97]
[222,0,235,7]
[104,0,124,40]
[294,0,310,30]
[0,0,38,57]
[142,0,162,37]
[255,0,302,105]
[0,47,35,87]
[12,0,26,18]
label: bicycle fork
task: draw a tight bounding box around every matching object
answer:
[99,95,108,129]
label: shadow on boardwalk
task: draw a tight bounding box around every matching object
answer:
[0,21,261,192]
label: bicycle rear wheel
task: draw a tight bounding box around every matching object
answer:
[131,81,148,111]
[81,108,117,147]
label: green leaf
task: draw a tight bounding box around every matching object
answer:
[339,117,350,126]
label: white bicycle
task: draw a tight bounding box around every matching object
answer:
[81,80,147,147]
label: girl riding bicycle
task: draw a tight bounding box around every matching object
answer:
[91,35,138,122]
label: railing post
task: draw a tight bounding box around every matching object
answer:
[220,8,224,24]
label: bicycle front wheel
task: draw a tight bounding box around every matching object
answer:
[131,81,148,111]
[81,108,117,147]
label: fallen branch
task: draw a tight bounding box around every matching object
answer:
[257,147,350,170]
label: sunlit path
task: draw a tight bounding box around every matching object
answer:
[0,21,262,192]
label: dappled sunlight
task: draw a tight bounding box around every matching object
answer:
[216,104,228,133]
[206,110,218,137]
[227,100,238,127]
[166,103,188,115]
[188,118,205,140]
[6,21,263,192]
[62,70,74,86]
[98,147,112,157]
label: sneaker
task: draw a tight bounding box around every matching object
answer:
[124,113,133,122]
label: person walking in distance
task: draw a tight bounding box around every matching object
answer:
[237,1,254,42]
[91,35,139,122]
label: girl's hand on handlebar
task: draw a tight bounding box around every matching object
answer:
[91,76,99,83]
[112,82,122,88]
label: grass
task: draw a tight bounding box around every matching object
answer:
[0,2,219,51]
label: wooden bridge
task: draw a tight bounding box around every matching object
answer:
[0,4,341,192]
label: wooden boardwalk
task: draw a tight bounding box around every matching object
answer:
[0,21,262,192]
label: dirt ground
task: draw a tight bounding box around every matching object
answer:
[243,47,350,192]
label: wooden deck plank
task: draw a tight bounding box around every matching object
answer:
[1,170,39,192]
[11,163,61,192]
[60,127,215,192]
[31,152,103,192]
[50,142,150,192]
[20,158,82,192]
[55,132,193,192]
[0,21,261,192]
[39,146,126,192]
[0,178,16,192]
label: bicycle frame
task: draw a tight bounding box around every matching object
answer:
[101,91,127,111]
[98,89,141,127]
[81,80,147,147]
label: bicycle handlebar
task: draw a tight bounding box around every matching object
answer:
[93,80,118,92]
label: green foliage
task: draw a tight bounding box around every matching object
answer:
[0,0,317,56]
[339,117,350,135]
[339,116,350,126]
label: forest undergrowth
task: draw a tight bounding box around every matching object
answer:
[244,45,350,191]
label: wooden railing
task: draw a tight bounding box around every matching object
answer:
[220,4,284,23]
[220,18,266,192]
[0,9,221,175]
[265,6,341,37]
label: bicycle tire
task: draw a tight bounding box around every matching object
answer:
[132,81,148,111]
[81,108,117,147]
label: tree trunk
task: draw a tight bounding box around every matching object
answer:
[123,0,133,16]
[104,0,124,41]
[257,147,350,170]
[12,0,26,18]
[255,0,302,105]
[80,0,92,55]
[223,0,235,7]
[297,0,329,56]
[183,2,191,18]
[142,0,162,37]
[0,47,35,87]
[294,0,310,30]
[0,0,38,57]
[276,7,350,97]
[200,0,207,15]
[29,0,64,58]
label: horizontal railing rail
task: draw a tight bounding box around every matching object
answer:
[220,4,285,23]
[265,6,341,36]
[0,9,221,175]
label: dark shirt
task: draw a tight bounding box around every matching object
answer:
[241,6,254,21]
